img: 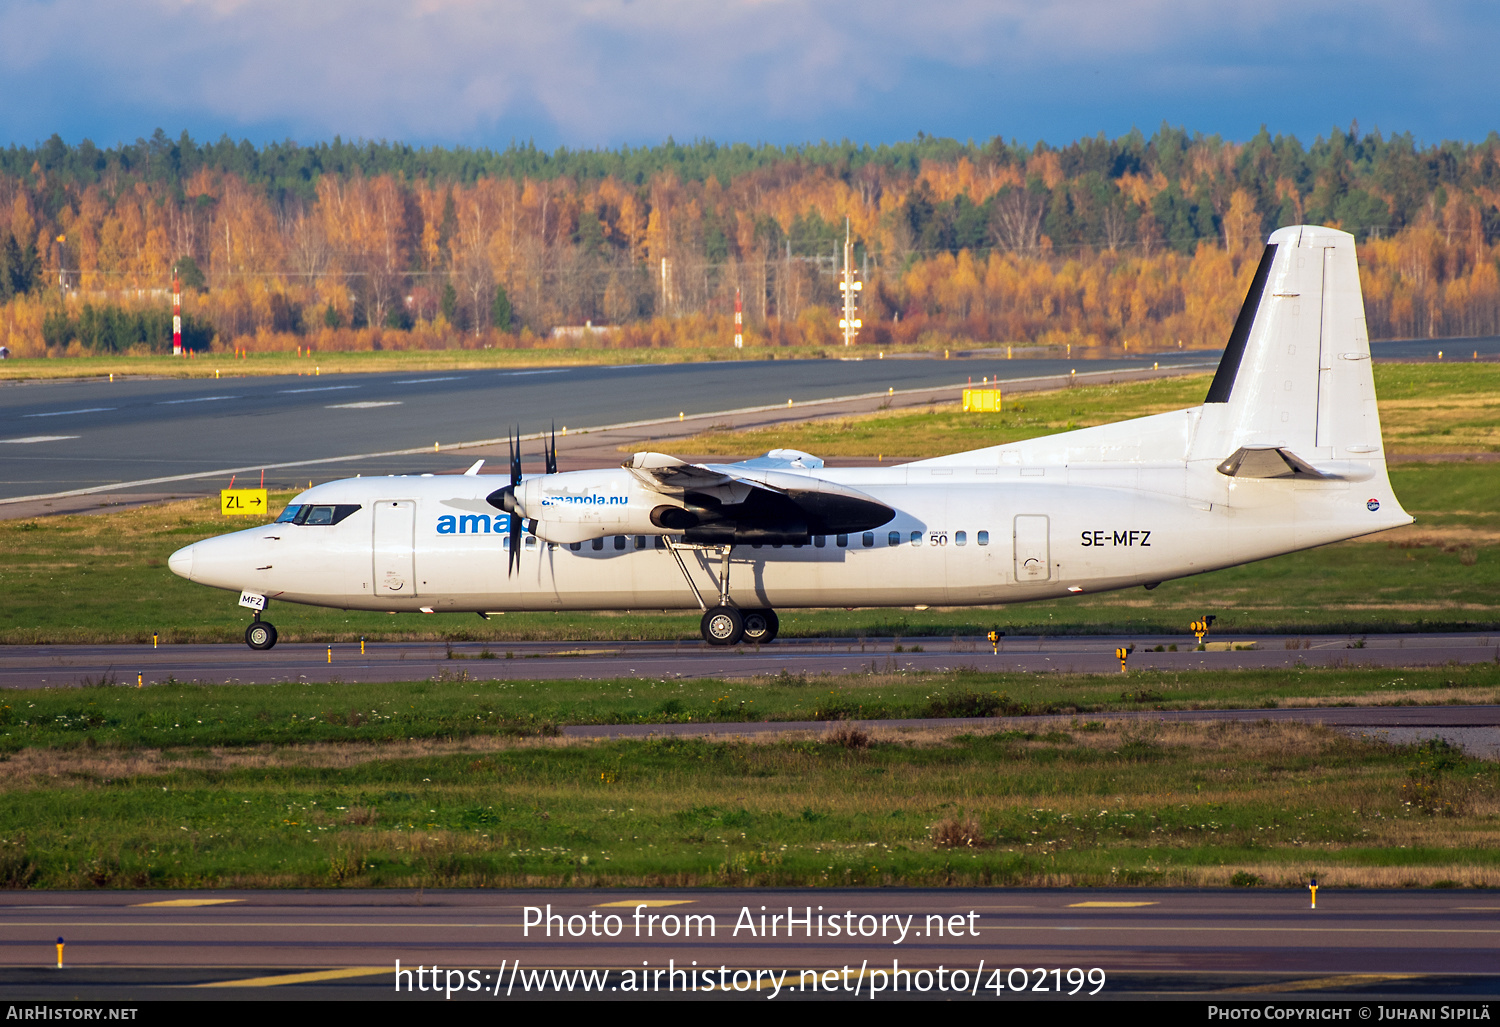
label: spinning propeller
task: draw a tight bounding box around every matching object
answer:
[485,425,560,577]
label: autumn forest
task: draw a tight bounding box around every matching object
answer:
[2,125,1500,358]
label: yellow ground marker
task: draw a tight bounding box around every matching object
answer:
[132,899,243,908]
[1066,901,1159,908]
[195,966,388,988]
[595,899,696,908]
[1230,973,1424,994]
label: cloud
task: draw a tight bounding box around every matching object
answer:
[0,0,1495,148]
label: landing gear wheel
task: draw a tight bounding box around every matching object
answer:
[700,605,744,646]
[741,609,779,644]
[245,621,278,650]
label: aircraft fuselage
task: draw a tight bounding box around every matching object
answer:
[172,447,1406,614]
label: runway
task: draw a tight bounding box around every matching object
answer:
[5,632,1496,690]
[0,335,1479,515]
[0,889,1495,1000]
[0,353,1178,508]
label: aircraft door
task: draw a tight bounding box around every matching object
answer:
[1013,515,1051,582]
[373,500,417,597]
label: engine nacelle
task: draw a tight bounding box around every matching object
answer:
[487,469,681,544]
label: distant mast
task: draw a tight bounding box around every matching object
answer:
[839,218,862,346]
[734,287,743,349]
[172,268,182,356]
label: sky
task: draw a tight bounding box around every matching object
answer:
[2,0,1498,152]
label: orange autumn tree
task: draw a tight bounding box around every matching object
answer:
[4,126,1500,357]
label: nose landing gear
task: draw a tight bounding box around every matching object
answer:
[245,615,278,650]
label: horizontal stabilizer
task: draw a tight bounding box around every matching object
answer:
[1215,446,1374,482]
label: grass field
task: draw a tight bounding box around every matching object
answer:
[671,364,1500,459]
[2,366,1496,643]
[5,665,1498,751]
[2,666,1498,889]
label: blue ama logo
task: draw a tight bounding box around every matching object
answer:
[436,513,511,534]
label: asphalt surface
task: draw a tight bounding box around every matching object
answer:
[1,889,1495,1000]
[0,353,1173,505]
[7,632,1495,690]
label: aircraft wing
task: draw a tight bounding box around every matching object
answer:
[624,452,752,500]
[624,451,893,543]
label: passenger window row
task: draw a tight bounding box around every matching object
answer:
[504,530,993,552]
[886,529,988,547]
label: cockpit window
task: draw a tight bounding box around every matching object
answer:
[278,504,361,525]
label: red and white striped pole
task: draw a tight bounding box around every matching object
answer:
[172,269,182,356]
[734,288,743,349]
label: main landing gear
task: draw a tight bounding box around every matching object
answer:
[741,608,779,645]
[245,612,278,650]
[664,540,780,647]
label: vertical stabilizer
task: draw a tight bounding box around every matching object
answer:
[1191,225,1384,463]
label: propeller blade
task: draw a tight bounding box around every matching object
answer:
[507,427,522,577]
[545,421,557,475]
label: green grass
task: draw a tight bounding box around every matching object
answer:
[6,670,1497,890]
[3,714,1496,889]
[675,374,1218,458]
[674,364,1500,458]
[3,665,1498,753]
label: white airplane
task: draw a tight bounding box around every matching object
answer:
[170,225,1412,650]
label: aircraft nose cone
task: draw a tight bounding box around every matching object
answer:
[167,545,194,580]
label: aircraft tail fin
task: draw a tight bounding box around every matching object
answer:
[1191,225,1385,464]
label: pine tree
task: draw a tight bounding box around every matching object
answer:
[491,284,512,330]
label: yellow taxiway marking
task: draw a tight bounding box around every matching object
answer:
[594,899,696,908]
[1066,902,1158,908]
[132,899,244,908]
[1229,973,1425,994]
[195,966,389,988]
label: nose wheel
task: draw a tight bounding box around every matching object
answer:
[245,621,278,650]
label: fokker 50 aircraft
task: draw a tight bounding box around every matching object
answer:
[170,226,1412,650]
